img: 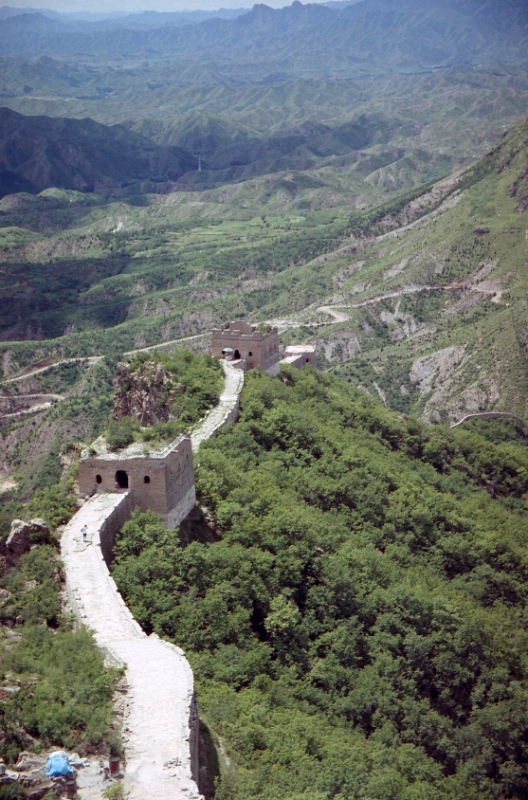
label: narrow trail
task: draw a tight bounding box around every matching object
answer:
[319,282,467,314]
[3,331,208,386]
[124,332,210,357]
[2,356,102,384]
[315,306,351,323]
[0,393,64,421]
[451,412,528,429]
[61,361,245,800]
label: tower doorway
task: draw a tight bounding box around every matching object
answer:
[115,470,129,489]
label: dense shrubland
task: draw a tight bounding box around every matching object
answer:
[113,367,528,800]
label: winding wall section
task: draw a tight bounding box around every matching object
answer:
[61,362,244,800]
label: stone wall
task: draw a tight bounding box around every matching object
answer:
[78,436,196,530]
[211,321,280,373]
[61,355,249,799]
[281,345,317,370]
[98,490,136,567]
[61,493,201,800]
[191,361,244,452]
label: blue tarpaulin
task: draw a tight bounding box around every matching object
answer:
[45,754,74,778]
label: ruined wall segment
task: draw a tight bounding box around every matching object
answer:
[211,321,280,375]
[280,344,317,370]
[78,435,196,530]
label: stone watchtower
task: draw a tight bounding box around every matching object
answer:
[211,321,280,375]
[78,435,196,529]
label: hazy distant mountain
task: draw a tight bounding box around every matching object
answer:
[0,107,196,197]
[0,5,249,27]
[0,0,526,78]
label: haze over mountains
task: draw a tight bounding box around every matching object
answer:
[0,0,527,75]
[1,0,528,425]
[0,107,196,197]
[4,3,528,797]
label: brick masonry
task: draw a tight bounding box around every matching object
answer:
[61,492,200,800]
[211,320,280,374]
[78,435,196,530]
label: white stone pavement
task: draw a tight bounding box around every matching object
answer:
[62,496,200,800]
[61,361,246,799]
[191,361,244,452]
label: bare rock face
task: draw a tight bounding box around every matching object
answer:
[5,519,32,564]
[113,361,183,427]
[2,518,50,570]
[13,752,47,772]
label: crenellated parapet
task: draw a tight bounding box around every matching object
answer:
[211,320,280,375]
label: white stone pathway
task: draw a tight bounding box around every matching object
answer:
[62,495,200,800]
[191,362,244,452]
[61,362,246,800]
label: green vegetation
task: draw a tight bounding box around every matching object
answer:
[0,476,120,764]
[106,416,140,452]
[106,349,223,450]
[1,2,528,788]
[103,783,125,800]
[113,368,528,799]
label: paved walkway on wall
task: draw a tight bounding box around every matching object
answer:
[60,361,247,800]
[191,362,244,452]
[62,494,200,800]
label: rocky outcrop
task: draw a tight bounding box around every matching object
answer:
[2,518,50,570]
[112,361,183,426]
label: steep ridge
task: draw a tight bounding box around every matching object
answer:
[0,107,196,198]
[289,117,528,421]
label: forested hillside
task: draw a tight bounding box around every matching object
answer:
[1,0,528,794]
[112,367,528,800]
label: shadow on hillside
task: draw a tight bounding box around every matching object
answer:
[198,719,220,799]
[179,505,222,546]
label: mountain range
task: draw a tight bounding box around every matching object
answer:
[0,107,196,197]
[0,0,526,80]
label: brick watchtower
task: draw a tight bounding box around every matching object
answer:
[211,321,280,376]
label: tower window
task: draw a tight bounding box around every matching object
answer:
[144,475,151,484]
[96,474,102,484]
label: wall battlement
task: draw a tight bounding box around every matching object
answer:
[78,435,196,530]
[211,320,280,375]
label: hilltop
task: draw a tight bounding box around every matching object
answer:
[0,108,196,199]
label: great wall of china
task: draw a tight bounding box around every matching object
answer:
[60,324,316,800]
[61,360,245,800]
[8,318,524,798]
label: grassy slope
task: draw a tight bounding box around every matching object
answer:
[312,119,528,422]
